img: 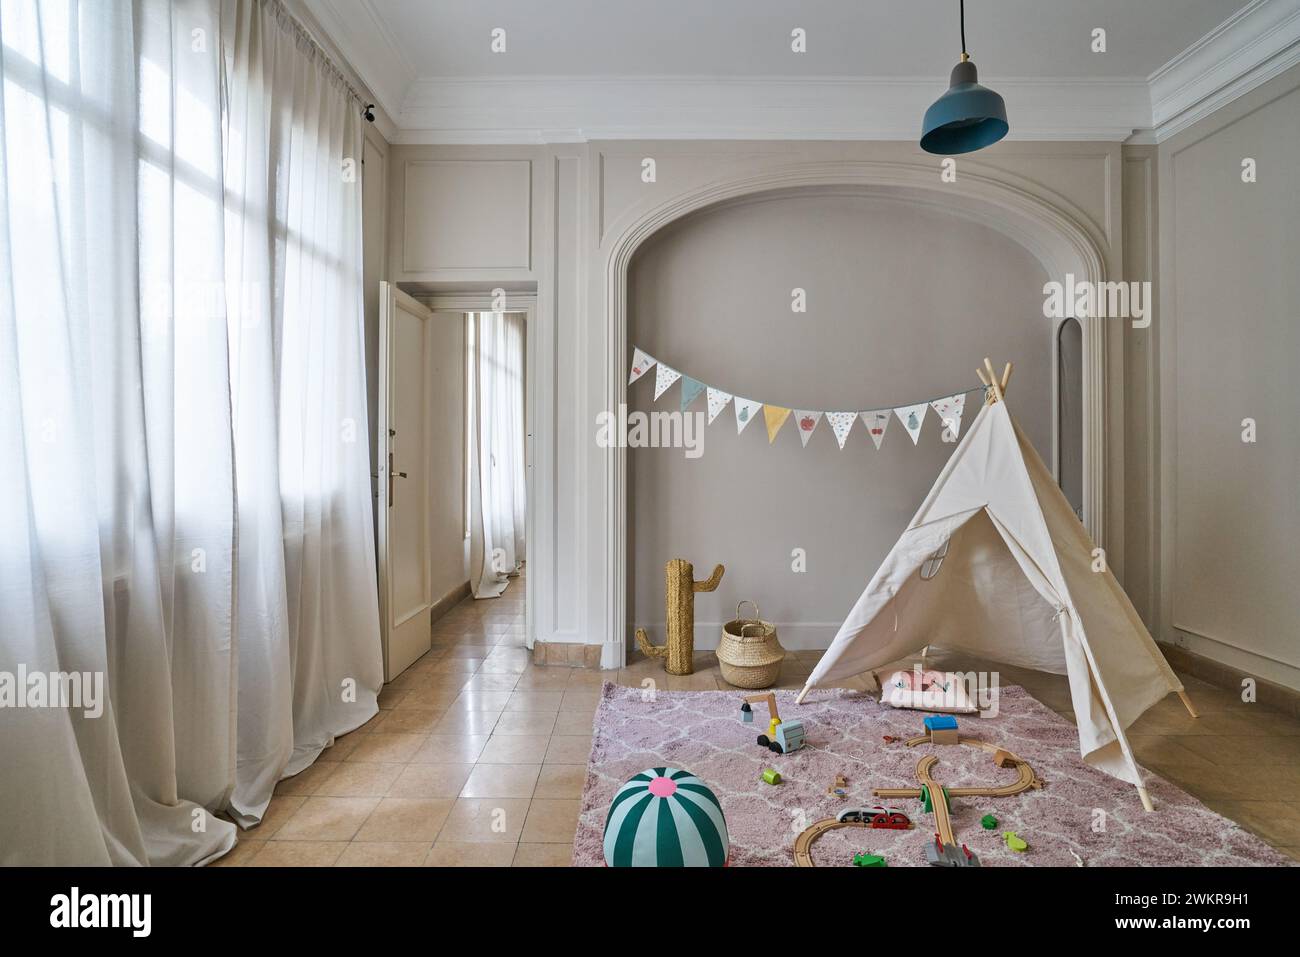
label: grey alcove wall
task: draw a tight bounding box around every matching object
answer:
[627,188,1053,649]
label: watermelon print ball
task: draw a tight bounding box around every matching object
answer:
[603,767,729,867]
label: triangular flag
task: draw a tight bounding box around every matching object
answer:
[679,376,705,411]
[826,411,857,450]
[894,402,928,445]
[653,363,681,401]
[734,397,762,434]
[763,405,791,444]
[860,410,890,450]
[930,392,967,440]
[628,348,657,385]
[793,410,822,447]
[707,387,733,424]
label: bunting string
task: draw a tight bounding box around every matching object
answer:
[628,346,986,449]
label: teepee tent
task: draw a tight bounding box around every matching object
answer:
[797,361,1194,810]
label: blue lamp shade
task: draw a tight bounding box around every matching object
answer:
[920,59,1008,155]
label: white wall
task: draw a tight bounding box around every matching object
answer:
[627,190,1050,647]
[1156,63,1300,690]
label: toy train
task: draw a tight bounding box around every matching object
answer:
[837,805,913,829]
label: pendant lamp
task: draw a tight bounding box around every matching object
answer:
[920,0,1009,154]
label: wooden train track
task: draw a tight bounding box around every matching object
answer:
[792,818,869,868]
[872,735,1042,798]
[793,736,1042,866]
[870,736,1042,849]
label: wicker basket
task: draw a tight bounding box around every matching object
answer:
[717,601,785,689]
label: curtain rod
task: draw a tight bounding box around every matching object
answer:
[261,0,375,117]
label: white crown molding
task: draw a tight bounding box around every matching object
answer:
[300,0,1300,146]
[391,74,1152,145]
[300,0,414,131]
[1148,0,1300,142]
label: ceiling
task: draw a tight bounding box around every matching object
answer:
[300,0,1300,142]
[351,0,1247,79]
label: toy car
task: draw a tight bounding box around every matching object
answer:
[836,805,912,829]
[755,718,805,754]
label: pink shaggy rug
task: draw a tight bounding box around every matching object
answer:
[573,683,1291,867]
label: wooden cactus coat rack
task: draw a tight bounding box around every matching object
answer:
[635,559,725,676]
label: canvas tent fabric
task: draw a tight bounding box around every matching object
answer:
[800,399,1183,797]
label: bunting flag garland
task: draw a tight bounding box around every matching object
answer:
[628,348,657,385]
[794,410,822,447]
[654,363,682,401]
[894,402,928,445]
[861,410,890,450]
[734,397,763,434]
[706,387,733,424]
[826,411,857,450]
[630,346,981,453]
[930,392,967,439]
[763,406,791,444]
[679,376,706,412]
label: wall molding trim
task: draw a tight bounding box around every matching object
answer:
[1148,0,1300,141]
[304,0,1300,147]
[601,161,1112,669]
[391,75,1152,145]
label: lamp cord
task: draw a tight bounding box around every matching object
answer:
[960,0,967,55]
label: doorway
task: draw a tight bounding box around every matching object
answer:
[464,310,528,604]
[376,285,534,681]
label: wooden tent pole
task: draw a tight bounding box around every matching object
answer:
[1137,786,1154,812]
[982,357,1004,403]
[1177,689,1199,718]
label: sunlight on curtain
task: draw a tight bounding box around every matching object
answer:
[221,0,382,822]
[0,0,237,865]
[0,0,382,862]
[468,312,527,599]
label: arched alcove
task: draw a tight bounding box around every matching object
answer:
[600,160,1110,662]
[625,188,1055,641]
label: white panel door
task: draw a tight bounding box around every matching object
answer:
[378,282,433,680]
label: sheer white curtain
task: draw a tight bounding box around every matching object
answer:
[221,0,382,822]
[468,312,526,599]
[0,0,237,865]
[0,0,382,861]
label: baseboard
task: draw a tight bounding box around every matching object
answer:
[430,580,471,625]
[1160,642,1300,720]
[532,641,603,669]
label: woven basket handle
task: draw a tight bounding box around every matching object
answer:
[736,599,760,622]
[739,623,766,639]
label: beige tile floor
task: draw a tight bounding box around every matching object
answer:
[216,573,1300,865]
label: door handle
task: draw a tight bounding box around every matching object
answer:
[387,452,407,508]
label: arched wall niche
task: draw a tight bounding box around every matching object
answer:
[599,160,1111,666]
